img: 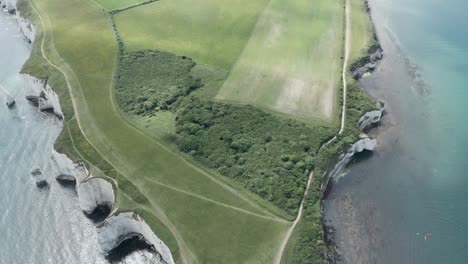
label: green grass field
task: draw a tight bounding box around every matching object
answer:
[21,0,377,262]
[114,0,270,70]
[217,0,343,120]
[349,0,374,61]
[90,0,149,11]
[27,0,291,262]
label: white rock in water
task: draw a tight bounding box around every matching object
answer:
[5,94,15,108]
[23,75,63,119]
[17,12,36,43]
[358,109,383,130]
[78,177,114,217]
[0,0,17,13]
[98,212,174,264]
[351,137,377,153]
[51,150,88,186]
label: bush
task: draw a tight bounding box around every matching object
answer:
[174,96,335,215]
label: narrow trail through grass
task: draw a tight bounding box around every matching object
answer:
[275,0,352,262]
[144,177,288,223]
[30,0,290,262]
[31,0,276,218]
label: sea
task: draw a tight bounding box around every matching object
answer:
[323,0,468,263]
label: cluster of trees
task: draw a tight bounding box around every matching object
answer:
[174,97,335,215]
[115,50,201,115]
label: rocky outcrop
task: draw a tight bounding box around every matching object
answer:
[323,137,377,185]
[30,166,50,190]
[24,75,64,119]
[0,0,17,14]
[17,12,36,43]
[358,109,383,131]
[98,212,174,264]
[52,150,89,187]
[5,94,15,108]
[0,0,35,43]
[36,180,50,190]
[78,177,114,223]
[350,137,377,153]
[351,45,384,80]
[30,166,43,177]
[5,5,174,262]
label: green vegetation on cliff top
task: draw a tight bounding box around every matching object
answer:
[19,0,378,262]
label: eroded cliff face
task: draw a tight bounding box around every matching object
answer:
[17,12,35,43]
[23,75,64,119]
[5,1,175,262]
[98,212,175,264]
[0,0,16,14]
[0,0,35,43]
[78,177,115,223]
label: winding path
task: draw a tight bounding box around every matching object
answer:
[274,0,351,262]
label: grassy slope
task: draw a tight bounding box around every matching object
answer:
[114,0,270,70]
[217,0,343,120]
[26,0,291,263]
[280,0,377,263]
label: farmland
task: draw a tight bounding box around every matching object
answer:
[19,0,376,262]
[114,0,270,69]
[217,0,344,120]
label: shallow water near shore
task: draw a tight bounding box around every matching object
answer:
[324,0,468,263]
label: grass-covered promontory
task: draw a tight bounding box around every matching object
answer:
[22,0,292,263]
[20,0,378,262]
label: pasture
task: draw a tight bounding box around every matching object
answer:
[217,0,344,120]
[28,0,291,262]
[114,0,270,69]
[349,0,375,61]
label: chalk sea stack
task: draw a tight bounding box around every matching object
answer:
[24,75,64,119]
[5,94,15,108]
[36,180,50,190]
[55,174,76,187]
[98,212,174,264]
[78,177,114,223]
[358,109,383,132]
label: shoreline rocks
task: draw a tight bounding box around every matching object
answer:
[0,0,16,14]
[6,94,15,108]
[98,212,175,264]
[30,166,50,190]
[78,177,114,223]
[351,45,383,79]
[358,108,383,132]
[24,75,64,120]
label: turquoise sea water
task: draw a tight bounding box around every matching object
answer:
[324,0,468,263]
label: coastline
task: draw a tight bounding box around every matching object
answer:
[0,1,175,263]
[321,1,385,262]
[4,0,388,262]
[321,0,437,263]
